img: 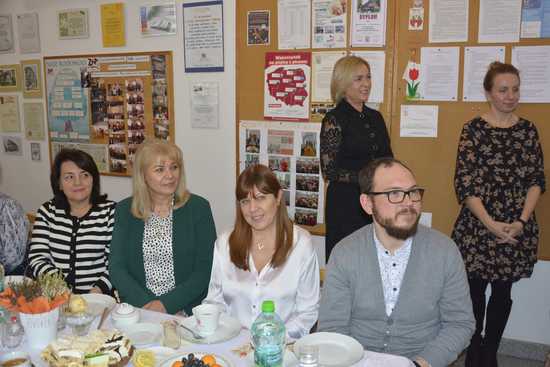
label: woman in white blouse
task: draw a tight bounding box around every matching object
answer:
[204,164,320,339]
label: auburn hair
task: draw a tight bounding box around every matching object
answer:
[229,164,294,270]
[483,61,520,92]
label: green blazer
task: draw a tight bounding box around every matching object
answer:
[109,194,216,315]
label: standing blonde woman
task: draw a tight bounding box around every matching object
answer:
[110,140,216,315]
[321,55,393,259]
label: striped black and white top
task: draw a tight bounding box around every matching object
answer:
[28,199,116,294]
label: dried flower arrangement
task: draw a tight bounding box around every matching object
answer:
[0,272,70,314]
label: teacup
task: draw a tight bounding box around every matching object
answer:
[192,303,221,336]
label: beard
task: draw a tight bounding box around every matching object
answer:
[372,205,420,240]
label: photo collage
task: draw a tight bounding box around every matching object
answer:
[240,120,324,226]
[45,52,174,176]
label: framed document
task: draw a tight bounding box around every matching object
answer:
[183,1,224,72]
[58,9,89,39]
[0,15,14,54]
[17,13,40,53]
[140,3,177,37]
[0,64,21,92]
[21,59,42,98]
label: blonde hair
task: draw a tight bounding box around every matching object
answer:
[131,139,190,219]
[330,55,371,104]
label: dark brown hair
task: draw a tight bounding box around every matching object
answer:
[483,61,520,92]
[50,149,106,209]
[229,164,293,270]
[359,157,413,194]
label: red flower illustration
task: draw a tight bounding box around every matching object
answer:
[409,68,419,81]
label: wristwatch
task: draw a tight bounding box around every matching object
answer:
[517,218,527,227]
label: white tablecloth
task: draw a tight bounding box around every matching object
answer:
[2,308,413,367]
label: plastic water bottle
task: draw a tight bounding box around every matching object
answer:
[251,300,286,367]
[2,315,24,348]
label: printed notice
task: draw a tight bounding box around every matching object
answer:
[278,0,311,49]
[311,51,346,102]
[312,0,347,48]
[429,0,468,43]
[463,46,505,102]
[478,0,521,43]
[512,45,550,103]
[0,95,20,133]
[101,3,125,47]
[23,102,45,140]
[183,1,224,72]
[419,47,459,101]
[400,105,438,138]
[350,0,387,47]
[264,52,311,121]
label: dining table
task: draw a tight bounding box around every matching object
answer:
[1,306,414,367]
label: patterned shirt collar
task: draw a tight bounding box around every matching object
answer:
[373,227,413,316]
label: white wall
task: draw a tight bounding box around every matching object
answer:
[0,0,548,346]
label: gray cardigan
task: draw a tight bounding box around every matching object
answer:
[318,224,474,367]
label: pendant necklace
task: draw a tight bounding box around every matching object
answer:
[256,241,264,250]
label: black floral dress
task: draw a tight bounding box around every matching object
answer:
[451,117,545,282]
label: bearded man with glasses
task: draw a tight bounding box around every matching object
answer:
[319,157,474,367]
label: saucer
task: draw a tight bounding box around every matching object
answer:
[179,313,241,344]
[124,322,163,347]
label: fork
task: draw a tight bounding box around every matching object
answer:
[178,323,205,340]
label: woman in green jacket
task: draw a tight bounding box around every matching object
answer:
[110,140,216,315]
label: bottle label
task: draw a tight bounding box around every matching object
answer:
[254,346,283,367]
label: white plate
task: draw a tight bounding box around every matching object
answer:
[246,349,298,367]
[294,332,364,367]
[179,313,241,344]
[123,322,163,347]
[81,293,117,316]
[159,352,232,367]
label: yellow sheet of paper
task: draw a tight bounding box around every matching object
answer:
[101,3,125,47]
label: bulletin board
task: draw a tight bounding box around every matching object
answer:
[236,0,397,236]
[237,0,550,260]
[390,0,550,260]
[43,51,175,176]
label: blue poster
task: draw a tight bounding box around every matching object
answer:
[45,58,90,141]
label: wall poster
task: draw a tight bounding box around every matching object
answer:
[239,120,325,227]
[44,51,175,176]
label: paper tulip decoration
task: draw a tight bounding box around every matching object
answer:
[407,67,420,99]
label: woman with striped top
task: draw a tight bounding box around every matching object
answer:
[28,149,115,294]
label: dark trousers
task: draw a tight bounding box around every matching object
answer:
[466,278,513,367]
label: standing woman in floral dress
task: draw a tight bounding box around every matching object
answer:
[452,62,545,367]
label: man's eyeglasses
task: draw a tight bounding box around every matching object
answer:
[367,188,425,204]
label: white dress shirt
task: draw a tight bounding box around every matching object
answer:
[204,225,320,339]
[373,229,413,317]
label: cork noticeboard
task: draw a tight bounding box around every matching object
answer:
[44,51,175,177]
[236,0,397,236]
[236,0,550,260]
